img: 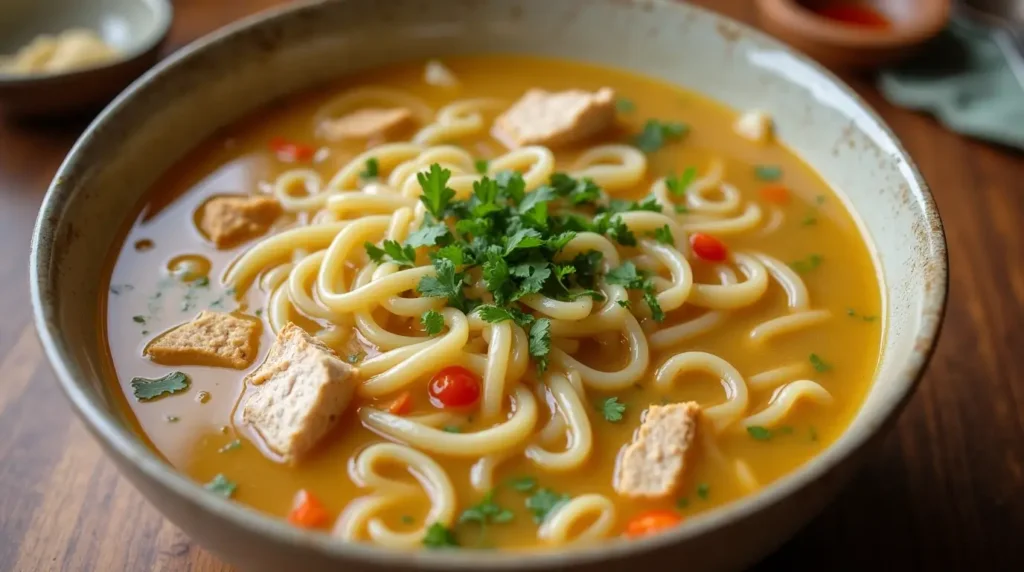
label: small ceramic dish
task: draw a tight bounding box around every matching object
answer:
[756,0,952,69]
[30,1,947,570]
[0,0,172,116]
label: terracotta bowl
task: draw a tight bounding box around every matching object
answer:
[29,1,948,571]
[756,0,953,69]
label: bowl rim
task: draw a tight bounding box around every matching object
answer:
[0,0,174,85]
[755,0,952,49]
[29,0,948,568]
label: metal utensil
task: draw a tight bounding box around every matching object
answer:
[957,0,1024,93]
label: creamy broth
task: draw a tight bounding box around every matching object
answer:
[102,55,882,550]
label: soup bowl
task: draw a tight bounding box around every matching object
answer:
[29,0,947,570]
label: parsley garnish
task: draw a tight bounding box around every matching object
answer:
[616,97,636,113]
[652,224,674,245]
[401,515,415,524]
[132,315,146,324]
[421,310,444,336]
[365,240,417,268]
[747,426,774,441]
[507,476,537,492]
[809,353,832,372]
[130,371,190,402]
[634,119,689,153]
[617,299,631,309]
[459,490,514,528]
[598,397,626,422]
[417,164,456,220]
[754,164,782,181]
[525,488,569,523]
[474,159,489,175]
[801,213,818,226]
[790,254,823,273]
[666,167,697,196]
[360,157,379,180]
[528,319,552,374]
[696,483,710,500]
[442,425,462,433]
[423,522,459,548]
[204,474,237,498]
[604,262,664,321]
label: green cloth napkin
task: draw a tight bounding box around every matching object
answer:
[878,17,1024,149]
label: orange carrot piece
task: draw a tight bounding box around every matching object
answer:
[388,391,413,415]
[624,509,683,538]
[288,489,329,529]
[759,184,790,205]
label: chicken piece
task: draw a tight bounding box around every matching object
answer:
[614,401,701,499]
[242,323,358,463]
[733,109,774,144]
[198,195,281,248]
[318,107,414,140]
[492,87,616,148]
[144,311,261,369]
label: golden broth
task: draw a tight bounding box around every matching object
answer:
[102,55,882,550]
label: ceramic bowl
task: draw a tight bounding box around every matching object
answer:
[0,0,172,116]
[755,0,952,69]
[30,1,947,570]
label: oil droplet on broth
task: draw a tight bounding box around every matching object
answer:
[167,254,212,282]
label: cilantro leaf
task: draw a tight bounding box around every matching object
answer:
[605,262,643,288]
[643,289,665,322]
[616,97,636,113]
[417,258,470,311]
[423,522,459,548]
[459,490,515,528]
[360,157,379,180]
[809,353,832,372]
[406,222,450,248]
[417,164,456,219]
[130,371,190,402]
[696,483,710,500]
[495,171,526,204]
[528,318,552,374]
[666,166,697,196]
[505,228,545,254]
[653,224,674,245]
[747,426,773,441]
[204,474,237,498]
[598,397,626,422]
[507,476,537,492]
[421,310,444,336]
[474,158,489,175]
[525,488,569,523]
[634,119,690,153]
[433,244,465,266]
[549,173,602,206]
[382,240,417,267]
[790,254,823,273]
[546,231,577,252]
[476,304,514,324]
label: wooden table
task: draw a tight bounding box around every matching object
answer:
[1,1,1021,570]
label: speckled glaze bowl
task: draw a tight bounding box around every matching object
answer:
[29,1,947,570]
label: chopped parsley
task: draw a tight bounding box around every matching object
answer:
[442,425,462,433]
[365,240,417,268]
[474,158,489,174]
[696,483,710,500]
[525,488,569,523]
[130,371,190,402]
[790,254,823,273]
[421,310,444,336]
[634,119,689,153]
[507,476,537,492]
[809,353,832,372]
[597,397,627,423]
[615,97,636,113]
[193,276,210,287]
[423,522,459,548]
[617,299,631,309]
[528,319,552,374]
[665,166,697,196]
[360,157,379,180]
[132,315,146,324]
[604,262,664,321]
[801,212,818,226]
[109,284,134,295]
[652,224,674,245]
[401,515,415,524]
[204,474,237,498]
[459,490,514,528]
[846,308,877,322]
[746,426,774,441]
[218,439,242,453]
[754,164,783,181]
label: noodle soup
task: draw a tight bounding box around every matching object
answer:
[102,55,882,550]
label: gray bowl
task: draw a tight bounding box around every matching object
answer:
[0,0,172,116]
[29,0,948,570]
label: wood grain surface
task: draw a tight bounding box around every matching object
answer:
[1,1,1021,570]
